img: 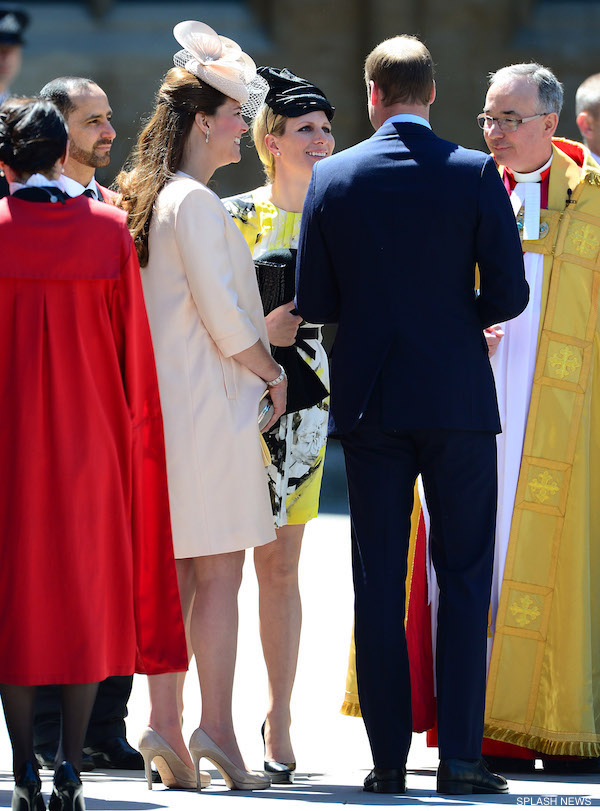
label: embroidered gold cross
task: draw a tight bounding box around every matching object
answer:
[529,470,560,503]
[568,222,600,259]
[548,345,581,380]
[509,595,541,627]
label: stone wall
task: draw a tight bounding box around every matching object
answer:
[13,0,600,195]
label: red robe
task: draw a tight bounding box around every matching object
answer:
[0,194,187,684]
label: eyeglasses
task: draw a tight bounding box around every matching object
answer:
[476,112,549,133]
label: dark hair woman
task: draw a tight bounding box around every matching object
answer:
[0,97,187,811]
[117,21,287,792]
[223,67,334,783]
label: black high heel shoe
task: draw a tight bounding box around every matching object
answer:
[12,761,45,811]
[48,762,84,811]
[261,721,296,784]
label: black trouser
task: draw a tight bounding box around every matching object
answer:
[33,675,133,750]
[340,394,497,768]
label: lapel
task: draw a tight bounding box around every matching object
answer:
[547,143,582,212]
[496,142,583,213]
[95,182,118,204]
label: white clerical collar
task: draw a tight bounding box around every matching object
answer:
[9,173,63,194]
[512,154,553,184]
[510,155,553,241]
[384,113,432,130]
[60,174,99,199]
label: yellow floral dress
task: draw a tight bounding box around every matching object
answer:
[223,186,329,527]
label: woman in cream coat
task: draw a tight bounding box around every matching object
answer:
[143,173,275,557]
[117,22,286,792]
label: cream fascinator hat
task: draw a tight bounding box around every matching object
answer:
[173,20,268,117]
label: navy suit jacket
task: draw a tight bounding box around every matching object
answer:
[296,120,529,436]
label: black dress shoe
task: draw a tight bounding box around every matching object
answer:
[12,761,45,811]
[83,737,143,770]
[48,762,84,811]
[542,757,600,775]
[485,755,535,774]
[34,750,95,773]
[363,767,406,794]
[437,758,508,794]
[261,721,296,784]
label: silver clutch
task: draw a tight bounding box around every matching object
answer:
[258,390,274,432]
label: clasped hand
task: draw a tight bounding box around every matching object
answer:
[265,301,303,347]
[484,324,505,358]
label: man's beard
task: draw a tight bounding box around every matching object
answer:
[69,140,112,169]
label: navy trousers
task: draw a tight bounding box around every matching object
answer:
[340,388,497,767]
[33,675,133,750]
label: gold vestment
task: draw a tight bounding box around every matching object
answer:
[484,139,600,756]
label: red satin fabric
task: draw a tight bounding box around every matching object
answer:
[406,511,436,732]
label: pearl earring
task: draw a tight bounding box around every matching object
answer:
[275,151,281,156]
[205,128,210,144]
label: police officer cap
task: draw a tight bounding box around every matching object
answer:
[0,4,30,46]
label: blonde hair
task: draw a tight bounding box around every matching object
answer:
[252,105,287,183]
[116,67,225,266]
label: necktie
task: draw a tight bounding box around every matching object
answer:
[82,189,96,199]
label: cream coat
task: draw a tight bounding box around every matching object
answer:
[142,173,275,558]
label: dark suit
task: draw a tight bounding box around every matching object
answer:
[296,119,528,767]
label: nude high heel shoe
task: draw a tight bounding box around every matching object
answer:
[189,728,270,791]
[138,727,210,790]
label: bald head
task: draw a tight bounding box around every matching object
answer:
[40,76,97,116]
[576,73,600,158]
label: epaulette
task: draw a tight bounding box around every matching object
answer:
[584,168,600,187]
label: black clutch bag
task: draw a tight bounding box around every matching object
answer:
[254,248,328,414]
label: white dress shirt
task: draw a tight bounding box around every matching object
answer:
[383,113,432,129]
[60,174,100,199]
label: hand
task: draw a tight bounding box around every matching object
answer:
[265,302,302,347]
[484,324,505,358]
[262,377,287,432]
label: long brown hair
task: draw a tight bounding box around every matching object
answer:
[117,67,225,266]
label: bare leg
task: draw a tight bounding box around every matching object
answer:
[254,525,303,764]
[0,683,36,774]
[147,558,195,768]
[59,683,98,769]
[192,550,246,770]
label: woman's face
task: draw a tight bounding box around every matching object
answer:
[271,111,334,180]
[206,97,249,167]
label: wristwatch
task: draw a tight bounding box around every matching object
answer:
[265,364,286,387]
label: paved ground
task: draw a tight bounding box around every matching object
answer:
[2,447,600,807]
